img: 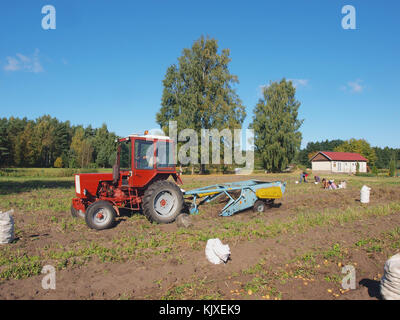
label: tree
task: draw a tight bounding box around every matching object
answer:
[374,146,397,169]
[371,164,378,176]
[156,36,246,172]
[92,124,117,168]
[250,79,303,172]
[70,128,93,168]
[15,121,36,166]
[334,138,377,167]
[31,115,57,167]
[6,117,28,166]
[0,118,10,166]
[389,153,397,177]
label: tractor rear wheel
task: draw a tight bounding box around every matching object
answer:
[143,180,183,224]
[71,204,85,218]
[85,200,116,230]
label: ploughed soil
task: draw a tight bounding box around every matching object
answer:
[0,173,400,300]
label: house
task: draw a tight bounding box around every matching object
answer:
[310,151,368,173]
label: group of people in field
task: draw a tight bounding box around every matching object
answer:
[299,171,347,190]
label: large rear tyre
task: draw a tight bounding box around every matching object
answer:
[85,201,116,230]
[143,180,184,224]
[71,204,85,218]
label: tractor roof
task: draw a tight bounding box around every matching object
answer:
[128,133,171,140]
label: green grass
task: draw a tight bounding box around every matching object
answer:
[323,243,343,259]
[0,167,111,178]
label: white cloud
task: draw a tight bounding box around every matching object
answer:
[342,79,364,93]
[4,56,20,71]
[3,49,44,73]
[288,78,309,88]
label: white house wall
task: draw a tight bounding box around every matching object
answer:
[359,162,367,172]
[312,161,332,171]
[312,161,367,173]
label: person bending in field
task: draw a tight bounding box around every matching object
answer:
[328,180,337,190]
[322,178,329,189]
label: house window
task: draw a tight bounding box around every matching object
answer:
[333,162,336,167]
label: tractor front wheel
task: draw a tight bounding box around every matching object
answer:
[143,180,183,224]
[70,204,85,218]
[85,200,116,230]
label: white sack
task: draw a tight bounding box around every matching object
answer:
[360,185,371,203]
[0,209,15,244]
[380,253,400,300]
[205,238,230,265]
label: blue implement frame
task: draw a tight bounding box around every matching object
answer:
[183,180,286,217]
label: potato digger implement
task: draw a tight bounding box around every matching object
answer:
[183,180,286,216]
[71,132,286,230]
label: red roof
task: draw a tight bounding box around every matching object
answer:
[313,151,368,162]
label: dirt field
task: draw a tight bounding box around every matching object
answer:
[0,170,400,300]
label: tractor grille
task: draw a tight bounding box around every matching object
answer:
[75,175,81,194]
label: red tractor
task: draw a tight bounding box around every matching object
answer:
[71,132,184,230]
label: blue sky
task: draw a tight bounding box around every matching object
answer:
[1,0,399,148]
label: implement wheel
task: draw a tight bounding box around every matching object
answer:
[253,200,266,213]
[143,180,183,224]
[85,201,116,230]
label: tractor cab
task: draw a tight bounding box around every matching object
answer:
[115,133,179,188]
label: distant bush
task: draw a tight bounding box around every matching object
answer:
[87,162,98,169]
[356,172,376,177]
[389,158,396,177]
[54,157,63,168]
[293,164,307,172]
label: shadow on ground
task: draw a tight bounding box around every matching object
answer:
[359,279,382,299]
[0,180,75,195]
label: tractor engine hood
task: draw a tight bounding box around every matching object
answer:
[74,173,113,198]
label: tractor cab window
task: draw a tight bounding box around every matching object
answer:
[156,141,175,169]
[135,140,154,169]
[120,140,132,170]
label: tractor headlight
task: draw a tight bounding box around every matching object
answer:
[75,175,81,194]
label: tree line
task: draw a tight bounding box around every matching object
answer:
[0,115,117,168]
